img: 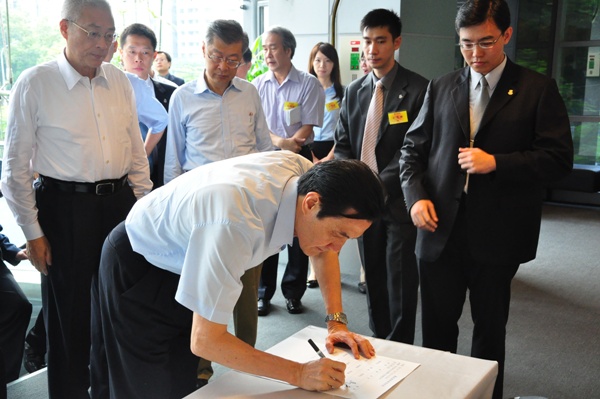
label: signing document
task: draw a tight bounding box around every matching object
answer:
[265,326,420,398]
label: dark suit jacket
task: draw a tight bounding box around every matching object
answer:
[335,62,428,222]
[400,58,573,265]
[150,79,177,188]
[0,225,21,266]
[164,73,184,86]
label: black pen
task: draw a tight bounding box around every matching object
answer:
[308,338,325,358]
[307,339,348,389]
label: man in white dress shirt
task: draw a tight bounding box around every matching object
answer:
[90,151,385,399]
[0,1,151,397]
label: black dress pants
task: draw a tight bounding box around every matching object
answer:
[36,181,136,399]
[258,238,308,301]
[359,209,419,343]
[90,222,197,399]
[418,197,519,399]
[0,261,32,382]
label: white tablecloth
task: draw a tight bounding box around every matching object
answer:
[184,325,498,399]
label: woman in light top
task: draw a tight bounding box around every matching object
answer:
[307,43,368,292]
[360,50,372,75]
[307,42,344,164]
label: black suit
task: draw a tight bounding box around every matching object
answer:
[335,62,428,343]
[150,79,176,189]
[163,73,184,87]
[400,58,573,398]
[0,226,32,384]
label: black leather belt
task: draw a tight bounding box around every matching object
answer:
[39,175,128,196]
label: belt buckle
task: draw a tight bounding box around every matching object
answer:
[95,182,114,195]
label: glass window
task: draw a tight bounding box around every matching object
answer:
[562,0,600,41]
[556,0,600,165]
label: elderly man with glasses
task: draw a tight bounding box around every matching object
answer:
[162,19,272,388]
[0,0,152,397]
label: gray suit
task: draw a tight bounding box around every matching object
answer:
[335,62,428,343]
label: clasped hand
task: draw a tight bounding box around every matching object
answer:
[458,147,496,174]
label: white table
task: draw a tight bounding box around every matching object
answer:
[185,325,498,399]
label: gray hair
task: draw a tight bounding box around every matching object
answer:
[264,26,296,59]
[61,0,112,21]
[205,20,249,54]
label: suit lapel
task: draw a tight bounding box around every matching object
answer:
[381,66,408,136]
[151,79,170,108]
[451,68,471,140]
[479,59,519,131]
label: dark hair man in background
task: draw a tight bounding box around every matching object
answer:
[154,50,185,86]
[335,8,428,344]
[400,1,573,397]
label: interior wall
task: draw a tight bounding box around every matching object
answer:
[267,0,457,80]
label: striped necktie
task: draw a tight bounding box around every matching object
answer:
[361,80,384,173]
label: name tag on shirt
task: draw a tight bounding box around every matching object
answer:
[284,101,299,111]
[285,105,302,126]
[325,100,340,112]
[388,110,408,125]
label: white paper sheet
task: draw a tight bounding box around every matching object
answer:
[265,331,420,399]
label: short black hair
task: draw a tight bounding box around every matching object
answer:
[297,159,386,222]
[242,48,252,64]
[360,9,402,39]
[157,50,172,63]
[120,23,157,51]
[455,0,511,33]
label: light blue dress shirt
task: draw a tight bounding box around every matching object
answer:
[164,75,273,183]
[313,85,341,142]
[124,72,168,137]
[252,65,325,142]
[125,151,313,324]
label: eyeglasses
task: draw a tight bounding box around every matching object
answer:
[207,53,243,68]
[458,33,503,50]
[69,20,118,45]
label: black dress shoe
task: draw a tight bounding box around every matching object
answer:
[196,378,208,389]
[257,298,271,316]
[358,282,367,294]
[23,342,46,373]
[307,279,319,288]
[285,298,303,314]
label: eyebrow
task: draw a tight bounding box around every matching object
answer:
[461,35,495,42]
[363,35,388,41]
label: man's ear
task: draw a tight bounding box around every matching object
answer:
[302,192,321,214]
[59,19,69,40]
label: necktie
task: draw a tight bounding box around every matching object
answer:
[465,76,489,193]
[361,80,384,173]
[472,76,489,137]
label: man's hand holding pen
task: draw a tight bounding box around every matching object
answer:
[299,357,347,391]
[305,339,348,391]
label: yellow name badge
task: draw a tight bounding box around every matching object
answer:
[284,101,299,111]
[325,100,340,112]
[388,110,408,125]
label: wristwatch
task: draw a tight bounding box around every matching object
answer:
[325,312,348,325]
